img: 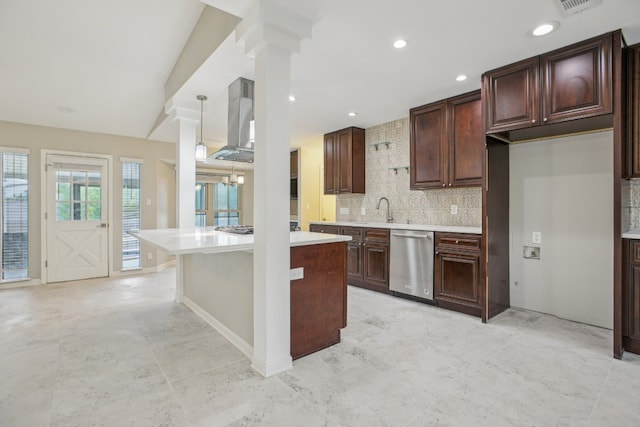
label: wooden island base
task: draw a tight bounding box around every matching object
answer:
[180,241,348,361]
[291,242,347,359]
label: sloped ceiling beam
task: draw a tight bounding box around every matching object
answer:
[147,5,240,138]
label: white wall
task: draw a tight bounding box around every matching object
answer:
[0,120,176,280]
[509,131,613,329]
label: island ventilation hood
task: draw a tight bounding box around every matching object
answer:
[208,77,255,163]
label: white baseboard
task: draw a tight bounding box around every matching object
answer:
[251,354,293,377]
[0,278,42,289]
[183,296,254,359]
[112,259,176,277]
[155,259,176,272]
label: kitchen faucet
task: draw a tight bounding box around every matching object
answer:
[376,197,393,223]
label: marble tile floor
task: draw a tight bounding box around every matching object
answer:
[1,268,640,427]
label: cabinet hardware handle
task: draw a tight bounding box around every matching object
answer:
[442,183,446,187]
[455,240,459,244]
[532,119,536,123]
[448,183,452,187]
[543,117,548,122]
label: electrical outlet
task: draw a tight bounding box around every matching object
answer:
[361,207,366,215]
[147,252,153,261]
[450,205,458,215]
[290,267,304,280]
[339,207,349,215]
[146,198,152,206]
[532,231,542,244]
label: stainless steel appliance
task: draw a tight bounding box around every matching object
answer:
[209,77,255,163]
[389,229,434,300]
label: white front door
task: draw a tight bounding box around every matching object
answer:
[46,155,109,283]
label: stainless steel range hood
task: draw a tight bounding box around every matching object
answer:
[208,77,255,163]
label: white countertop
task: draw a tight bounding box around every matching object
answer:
[130,227,351,255]
[309,221,482,235]
[623,230,640,239]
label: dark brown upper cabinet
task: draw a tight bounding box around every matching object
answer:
[410,90,483,190]
[483,57,540,134]
[484,31,614,142]
[324,127,365,194]
[628,43,640,178]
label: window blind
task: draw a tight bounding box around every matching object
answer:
[1,152,29,281]
[122,162,141,269]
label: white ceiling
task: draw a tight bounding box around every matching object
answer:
[2,0,640,153]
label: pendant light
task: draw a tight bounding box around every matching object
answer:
[195,95,208,161]
[228,163,244,186]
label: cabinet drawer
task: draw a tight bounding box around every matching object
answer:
[435,233,481,251]
[341,226,364,241]
[364,228,390,244]
[310,224,340,235]
[631,241,640,264]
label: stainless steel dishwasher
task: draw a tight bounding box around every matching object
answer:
[389,229,434,300]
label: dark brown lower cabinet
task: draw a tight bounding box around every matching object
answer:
[339,226,390,294]
[290,242,347,359]
[363,242,389,289]
[435,233,482,317]
[623,239,640,354]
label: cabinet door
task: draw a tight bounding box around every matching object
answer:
[435,251,480,306]
[484,57,540,133]
[363,243,389,288]
[628,44,640,177]
[410,102,447,189]
[323,132,337,194]
[541,33,612,124]
[346,241,363,282]
[625,241,640,354]
[290,150,298,178]
[448,91,484,187]
[336,129,354,193]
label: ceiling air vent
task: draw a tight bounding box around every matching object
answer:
[557,0,602,16]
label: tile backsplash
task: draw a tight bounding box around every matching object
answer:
[625,180,640,230]
[335,117,482,227]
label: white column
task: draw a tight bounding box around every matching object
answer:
[165,98,200,229]
[236,0,311,377]
[166,98,200,303]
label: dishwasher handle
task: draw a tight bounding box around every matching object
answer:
[391,233,432,239]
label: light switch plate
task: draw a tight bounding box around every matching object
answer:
[146,198,152,206]
[290,267,304,280]
[339,207,349,215]
[532,231,542,244]
[450,205,458,215]
[361,207,366,215]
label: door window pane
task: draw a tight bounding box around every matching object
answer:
[55,168,102,222]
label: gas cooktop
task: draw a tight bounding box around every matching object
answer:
[214,225,254,235]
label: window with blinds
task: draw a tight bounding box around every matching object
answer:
[1,151,29,281]
[122,161,141,269]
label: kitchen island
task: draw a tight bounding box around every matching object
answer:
[130,227,351,360]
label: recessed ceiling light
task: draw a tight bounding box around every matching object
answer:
[532,21,559,37]
[456,74,468,82]
[393,39,408,49]
[348,112,357,117]
[57,106,75,114]
[289,95,296,102]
